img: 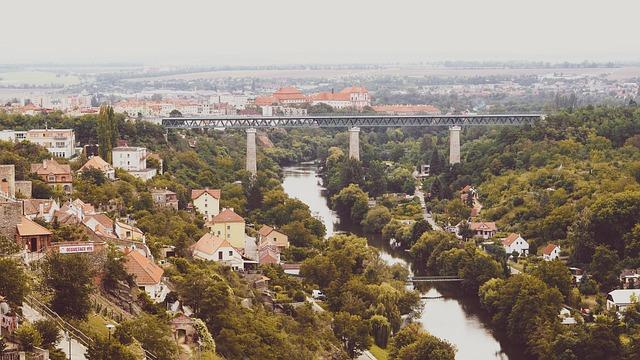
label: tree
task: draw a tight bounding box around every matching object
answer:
[0,258,30,305]
[410,219,432,246]
[370,315,391,348]
[14,323,42,351]
[332,312,371,358]
[589,245,620,292]
[102,245,134,290]
[34,319,61,349]
[169,109,182,117]
[332,184,369,224]
[457,221,473,241]
[97,105,118,163]
[445,199,471,224]
[361,206,392,233]
[43,253,95,319]
[116,314,179,360]
[86,338,137,360]
[531,260,574,302]
[79,167,107,186]
[429,148,445,176]
[365,160,388,197]
[388,323,455,360]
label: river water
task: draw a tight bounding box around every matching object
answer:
[282,165,524,360]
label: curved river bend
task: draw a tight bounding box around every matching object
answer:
[282,165,526,360]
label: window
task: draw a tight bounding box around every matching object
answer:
[228,250,232,256]
[227,234,230,238]
[218,251,223,260]
[48,175,55,182]
[227,225,230,230]
[204,203,207,207]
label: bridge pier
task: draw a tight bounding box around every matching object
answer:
[246,128,257,176]
[348,127,360,161]
[449,125,461,165]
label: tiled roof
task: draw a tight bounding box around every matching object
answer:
[79,156,113,173]
[192,233,235,255]
[258,225,274,238]
[339,86,368,94]
[124,249,163,285]
[212,208,244,223]
[22,199,56,215]
[30,159,71,176]
[84,213,114,230]
[502,233,521,247]
[311,92,351,101]
[543,243,559,255]
[469,221,497,232]
[16,217,52,236]
[191,188,221,200]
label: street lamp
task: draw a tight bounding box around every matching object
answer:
[106,324,115,341]
[65,330,71,360]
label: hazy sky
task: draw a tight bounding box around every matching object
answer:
[2,0,639,65]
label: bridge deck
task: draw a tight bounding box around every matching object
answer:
[407,276,464,282]
[162,114,542,129]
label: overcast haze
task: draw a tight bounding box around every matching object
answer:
[2,0,639,65]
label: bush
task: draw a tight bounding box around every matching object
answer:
[34,319,61,349]
[293,291,306,302]
[15,323,43,351]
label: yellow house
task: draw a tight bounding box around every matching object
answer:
[258,225,289,250]
[191,188,221,221]
[208,208,245,249]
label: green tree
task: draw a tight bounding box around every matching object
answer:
[34,319,61,349]
[365,160,388,197]
[589,245,620,292]
[370,315,391,348]
[116,314,179,360]
[332,312,371,358]
[14,323,42,351]
[0,258,30,305]
[361,205,392,233]
[531,260,574,302]
[102,245,134,290]
[332,183,369,224]
[43,253,94,319]
[97,105,118,163]
[86,338,137,360]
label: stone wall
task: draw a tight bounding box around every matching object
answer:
[0,201,22,240]
[15,181,32,198]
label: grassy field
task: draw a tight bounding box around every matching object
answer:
[369,344,389,360]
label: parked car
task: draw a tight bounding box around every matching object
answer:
[312,289,326,300]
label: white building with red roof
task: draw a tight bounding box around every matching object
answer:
[542,244,561,261]
[123,248,165,302]
[191,233,245,270]
[191,188,221,220]
[501,233,529,256]
[467,221,497,239]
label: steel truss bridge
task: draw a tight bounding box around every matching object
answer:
[162,114,543,129]
[407,276,465,283]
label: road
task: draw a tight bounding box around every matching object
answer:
[22,303,88,360]
[414,185,442,231]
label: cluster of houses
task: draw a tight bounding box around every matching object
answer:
[1,153,291,305]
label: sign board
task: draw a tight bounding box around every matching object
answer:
[59,244,95,254]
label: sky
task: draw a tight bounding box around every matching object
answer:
[2,0,639,65]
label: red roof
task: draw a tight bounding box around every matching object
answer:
[123,249,164,285]
[339,86,368,94]
[543,243,559,255]
[191,188,221,200]
[501,233,521,247]
[469,221,497,232]
[212,208,244,223]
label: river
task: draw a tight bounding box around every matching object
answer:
[282,165,525,360]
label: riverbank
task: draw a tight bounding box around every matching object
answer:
[282,165,528,360]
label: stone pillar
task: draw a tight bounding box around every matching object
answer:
[449,126,461,165]
[246,128,257,176]
[348,127,360,161]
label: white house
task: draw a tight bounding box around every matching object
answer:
[123,248,165,302]
[112,146,156,180]
[501,233,529,257]
[191,188,221,221]
[2,129,76,158]
[606,289,640,312]
[191,233,245,270]
[22,199,60,223]
[542,244,561,261]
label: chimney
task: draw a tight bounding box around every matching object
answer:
[43,160,47,169]
[38,203,44,217]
